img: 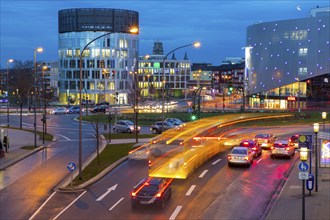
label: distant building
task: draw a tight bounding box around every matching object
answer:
[58,8,139,105]
[246,6,330,109]
[138,42,192,100]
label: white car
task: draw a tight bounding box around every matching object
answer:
[228,146,254,167]
[51,107,67,115]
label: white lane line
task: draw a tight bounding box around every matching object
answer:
[52,191,86,220]
[185,185,196,196]
[29,191,57,220]
[199,170,208,178]
[109,197,124,211]
[55,134,70,141]
[169,205,183,220]
[256,158,263,163]
[96,184,118,201]
[212,159,222,165]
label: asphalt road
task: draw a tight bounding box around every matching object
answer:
[31,126,304,220]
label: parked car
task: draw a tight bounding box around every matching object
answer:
[68,106,83,114]
[271,140,295,159]
[254,133,277,149]
[150,121,174,134]
[164,118,185,127]
[227,146,254,167]
[113,120,140,133]
[91,105,107,113]
[131,178,173,208]
[50,107,67,115]
[288,134,299,149]
[239,139,262,157]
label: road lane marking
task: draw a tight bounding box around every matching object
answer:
[212,159,222,165]
[256,158,263,163]
[52,191,86,220]
[29,191,57,220]
[169,205,182,220]
[199,170,208,178]
[185,185,196,196]
[55,134,70,141]
[109,197,124,211]
[96,184,118,201]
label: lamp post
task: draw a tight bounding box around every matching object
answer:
[322,112,327,131]
[313,122,319,192]
[161,42,200,132]
[42,66,48,144]
[78,27,138,179]
[295,77,300,113]
[300,147,308,220]
[34,47,43,148]
[6,59,14,129]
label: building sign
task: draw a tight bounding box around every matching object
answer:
[320,140,330,167]
[287,96,296,101]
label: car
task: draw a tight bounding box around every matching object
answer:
[113,120,140,133]
[239,139,262,157]
[254,133,277,149]
[68,106,84,114]
[270,140,295,159]
[130,177,173,208]
[164,118,185,127]
[50,107,67,115]
[288,134,299,149]
[91,105,107,113]
[227,146,254,167]
[150,121,174,134]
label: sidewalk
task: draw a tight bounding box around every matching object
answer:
[0,128,49,170]
[265,154,330,220]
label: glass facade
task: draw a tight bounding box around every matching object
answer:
[58,8,139,105]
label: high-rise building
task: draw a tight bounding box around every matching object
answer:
[58,8,139,105]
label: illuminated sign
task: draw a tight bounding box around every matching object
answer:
[320,140,330,167]
[287,96,296,101]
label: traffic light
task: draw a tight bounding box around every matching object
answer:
[115,92,119,102]
[191,114,197,121]
[227,84,233,95]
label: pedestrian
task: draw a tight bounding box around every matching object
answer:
[0,140,4,158]
[3,135,8,153]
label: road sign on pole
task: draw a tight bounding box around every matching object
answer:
[299,172,309,180]
[67,161,77,172]
[298,162,309,172]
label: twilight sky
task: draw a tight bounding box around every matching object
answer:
[1,0,328,68]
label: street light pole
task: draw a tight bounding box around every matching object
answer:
[34,47,43,148]
[78,27,138,179]
[295,77,300,113]
[161,42,200,132]
[6,59,14,129]
[313,123,319,192]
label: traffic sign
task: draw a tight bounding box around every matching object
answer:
[299,172,309,180]
[298,162,309,172]
[67,161,77,172]
[299,135,312,149]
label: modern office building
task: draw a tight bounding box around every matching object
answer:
[58,8,139,105]
[246,6,330,109]
[138,42,192,101]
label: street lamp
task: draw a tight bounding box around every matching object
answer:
[42,66,48,144]
[313,123,319,192]
[78,27,138,179]
[300,147,308,220]
[295,77,300,113]
[34,47,43,148]
[6,59,14,130]
[322,112,327,131]
[161,41,200,132]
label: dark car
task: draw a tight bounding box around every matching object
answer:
[150,121,174,134]
[288,134,299,149]
[68,106,83,114]
[131,178,173,208]
[239,139,262,157]
[91,105,107,113]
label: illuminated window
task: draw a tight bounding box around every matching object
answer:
[66,49,72,57]
[119,39,128,48]
[298,48,308,56]
[298,67,307,75]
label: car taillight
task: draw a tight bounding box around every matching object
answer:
[156,192,162,198]
[131,192,136,197]
[244,156,249,160]
[148,160,151,167]
[286,147,290,151]
[271,146,274,150]
[252,147,257,150]
[228,156,232,160]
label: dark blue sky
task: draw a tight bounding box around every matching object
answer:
[1,0,328,68]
